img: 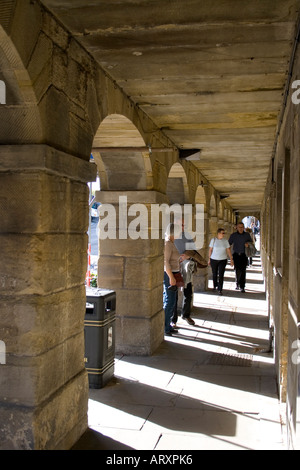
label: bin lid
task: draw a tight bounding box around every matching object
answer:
[86,286,115,297]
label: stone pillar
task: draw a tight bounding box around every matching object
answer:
[224,221,232,237]
[209,215,218,239]
[193,212,209,292]
[0,145,97,450]
[95,190,168,355]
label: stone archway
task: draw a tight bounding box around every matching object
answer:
[92,114,165,356]
[241,215,261,251]
[166,162,191,235]
[92,114,153,191]
[218,200,224,226]
[166,162,190,205]
[193,184,209,291]
[209,193,218,240]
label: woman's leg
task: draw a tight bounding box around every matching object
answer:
[171,290,178,325]
[210,258,218,289]
[181,282,193,319]
[217,259,227,292]
[163,272,177,333]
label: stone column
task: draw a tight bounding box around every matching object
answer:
[193,212,209,292]
[0,145,97,450]
[224,221,232,237]
[95,190,168,355]
[209,215,218,239]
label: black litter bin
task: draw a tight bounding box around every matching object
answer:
[84,287,116,389]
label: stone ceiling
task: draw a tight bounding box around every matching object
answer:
[41,0,300,213]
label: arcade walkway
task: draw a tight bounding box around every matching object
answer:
[73,256,286,450]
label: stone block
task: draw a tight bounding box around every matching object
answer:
[0,171,89,234]
[0,234,58,295]
[27,32,53,101]
[51,46,69,95]
[0,286,86,357]
[97,256,125,289]
[99,237,163,258]
[0,232,87,295]
[115,310,164,356]
[42,11,69,50]
[0,332,85,407]
[66,233,89,288]
[124,255,164,290]
[67,58,87,108]
[0,403,34,450]
[0,145,97,183]
[115,284,163,318]
[36,369,88,450]
[38,88,71,155]
[0,369,88,450]
[10,0,42,68]
[0,172,44,233]
[0,349,64,406]
[86,76,101,134]
[150,308,165,353]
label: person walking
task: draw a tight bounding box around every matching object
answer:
[208,228,233,295]
[172,220,196,326]
[246,227,256,266]
[228,222,252,293]
[163,223,181,336]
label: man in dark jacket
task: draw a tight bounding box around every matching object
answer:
[228,222,252,293]
[172,222,196,326]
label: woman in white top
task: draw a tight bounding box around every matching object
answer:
[208,228,233,295]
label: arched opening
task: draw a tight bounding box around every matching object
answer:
[166,163,190,234]
[218,201,224,223]
[242,215,261,252]
[166,162,189,205]
[92,114,152,191]
[0,340,5,365]
[0,25,42,143]
[195,184,206,207]
[209,194,218,241]
[89,113,163,356]
[87,114,153,286]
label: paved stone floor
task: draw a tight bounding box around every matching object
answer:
[73,256,287,451]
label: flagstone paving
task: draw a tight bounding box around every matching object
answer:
[73,256,286,450]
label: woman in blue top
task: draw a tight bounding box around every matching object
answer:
[208,228,233,295]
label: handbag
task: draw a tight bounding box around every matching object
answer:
[174,271,184,288]
[245,242,256,257]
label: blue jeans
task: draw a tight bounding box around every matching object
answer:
[163,272,177,333]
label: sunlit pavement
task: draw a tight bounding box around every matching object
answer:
[74,255,286,450]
